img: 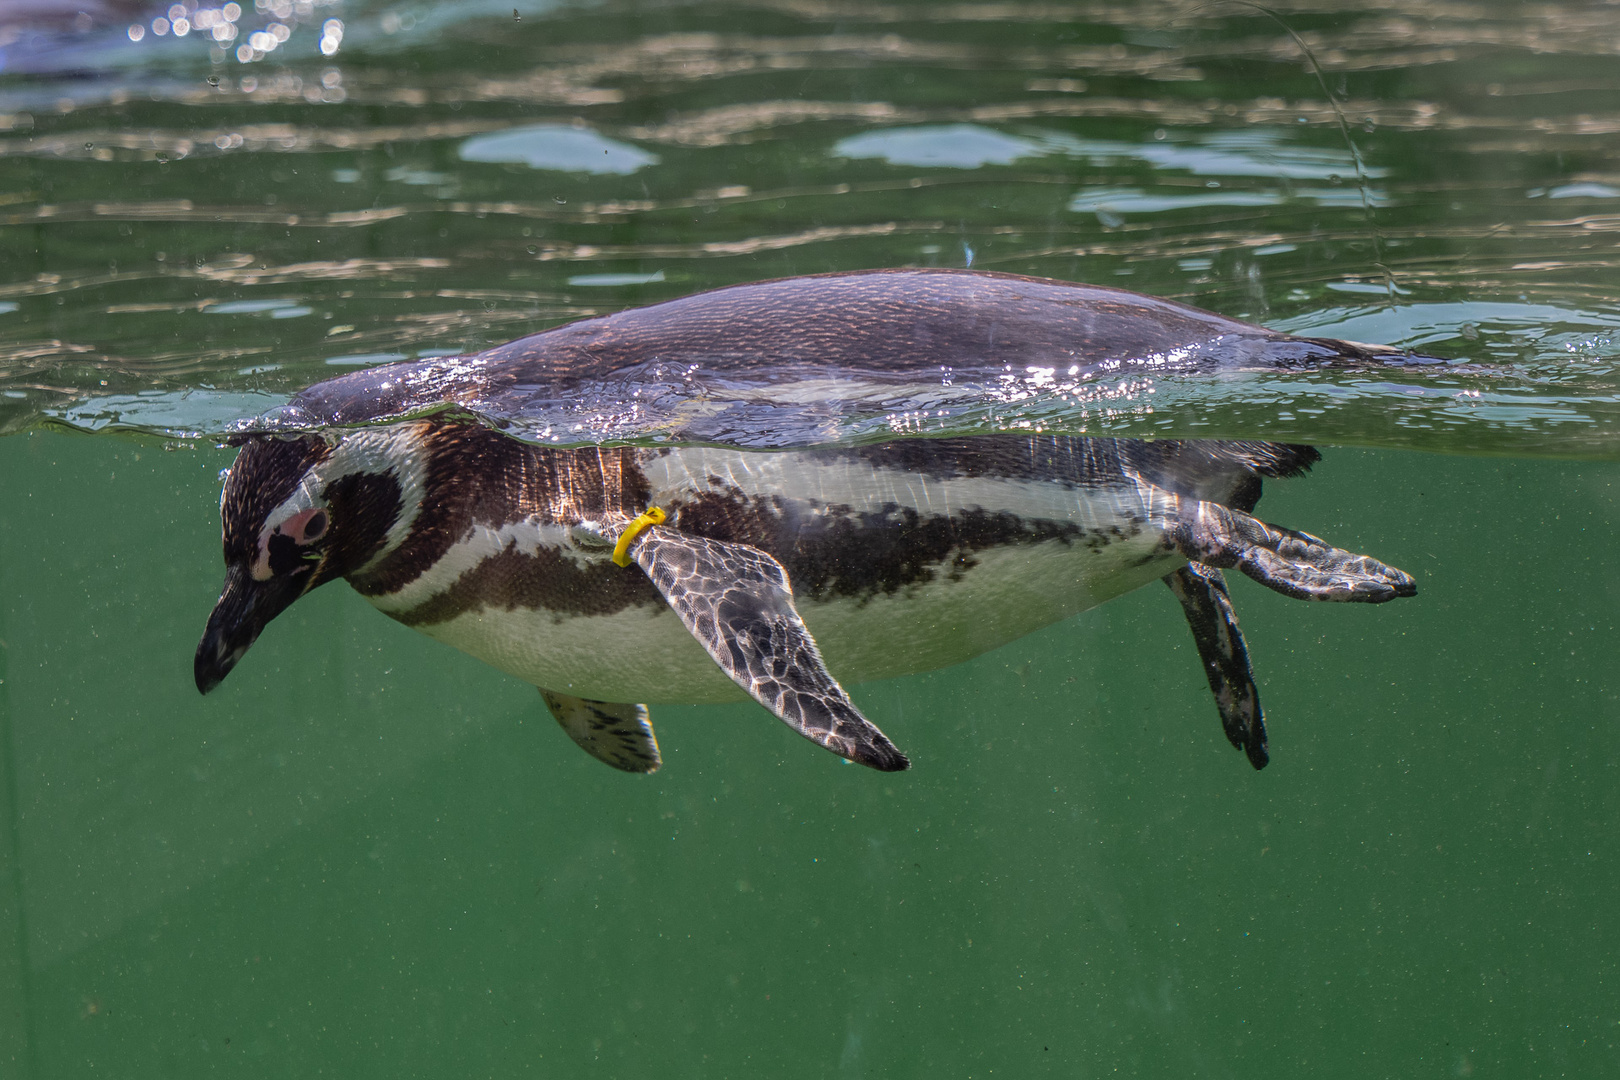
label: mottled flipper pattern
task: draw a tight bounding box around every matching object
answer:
[629,526,910,772]
[1170,501,1416,603]
[541,689,662,773]
[1164,565,1267,770]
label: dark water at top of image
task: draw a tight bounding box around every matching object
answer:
[2,0,1619,455]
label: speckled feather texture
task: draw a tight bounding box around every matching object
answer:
[630,526,909,772]
[541,690,663,774]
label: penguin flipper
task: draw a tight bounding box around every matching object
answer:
[1169,501,1416,603]
[1163,565,1267,770]
[541,690,662,773]
[627,526,910,772]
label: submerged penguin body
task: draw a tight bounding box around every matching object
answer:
[323,429,1302,705]
[196,270,1424,774]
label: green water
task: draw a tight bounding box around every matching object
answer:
[4,0,1620,1076]
[6,434,1619,1077]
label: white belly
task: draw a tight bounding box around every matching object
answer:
[360,443,1193,703]
[382,531,1183,704]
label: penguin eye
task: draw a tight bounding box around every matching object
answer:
[276,506,330,546]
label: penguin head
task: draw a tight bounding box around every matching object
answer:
[195,428,419,693]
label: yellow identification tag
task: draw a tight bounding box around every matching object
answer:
[612,507,666,567]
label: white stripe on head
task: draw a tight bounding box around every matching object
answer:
[256,424,431,577]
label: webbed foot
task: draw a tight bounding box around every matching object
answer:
[1164,564,1267,770]
[541,690,662,773]
[1170,501,1416,603]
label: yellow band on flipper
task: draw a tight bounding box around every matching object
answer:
[611,506,666,567]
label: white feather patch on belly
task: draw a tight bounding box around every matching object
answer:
[375,533,1184,704]
[356,446,1195,703]
[804,535,1183,684]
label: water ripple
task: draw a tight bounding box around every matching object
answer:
[4,0,1619,455]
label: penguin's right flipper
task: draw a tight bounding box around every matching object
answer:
[1163,564,1267,770]
[627,526,910,772]
[541,690,662,773]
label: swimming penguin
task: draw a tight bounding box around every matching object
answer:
[195,270,1421,773]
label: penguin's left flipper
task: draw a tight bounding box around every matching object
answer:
[1171,501,1417,603]
[1164,564,1268,770]
[541,690,662,773]
[628,526,910,772]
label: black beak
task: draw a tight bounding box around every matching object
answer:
[194,564,308,693]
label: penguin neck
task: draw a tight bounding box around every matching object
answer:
[344,428,647,599]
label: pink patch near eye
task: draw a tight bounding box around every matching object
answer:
[281,507,329,544]
[251,506,330,580]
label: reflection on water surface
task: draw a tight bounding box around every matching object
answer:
[2,0,1619,453]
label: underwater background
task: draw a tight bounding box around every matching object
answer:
[2,0,1618,1075]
